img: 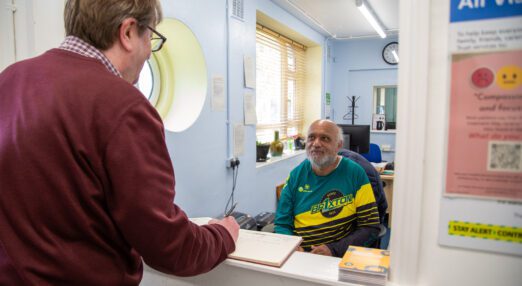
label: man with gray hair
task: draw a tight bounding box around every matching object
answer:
[0,0,238,284]
[275,120,380,257]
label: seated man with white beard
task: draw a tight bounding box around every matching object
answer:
[274,119,380,257]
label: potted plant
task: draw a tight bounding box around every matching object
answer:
[256,141,270,162]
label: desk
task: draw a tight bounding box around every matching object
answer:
[380,173,394,227]
[141,252,360,286]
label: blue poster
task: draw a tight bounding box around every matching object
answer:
[450,0,522,22]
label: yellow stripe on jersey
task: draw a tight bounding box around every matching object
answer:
[298,222,353,247]
[295,216,356,235]
[294,200,356,228]
[300,228,351,246]
[357,208,379,219]
[294,182,375,229]
[355,183,376,207]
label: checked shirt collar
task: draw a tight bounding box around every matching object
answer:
[59,36,122,78]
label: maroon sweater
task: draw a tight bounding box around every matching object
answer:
[0,49,234,285]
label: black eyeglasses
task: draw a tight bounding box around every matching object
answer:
[147,26,166,52]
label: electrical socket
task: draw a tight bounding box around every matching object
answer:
[226,157,240,168]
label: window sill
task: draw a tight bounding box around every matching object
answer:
[256,150,306,169]
[371,130,396,134]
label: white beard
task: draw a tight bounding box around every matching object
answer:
[308,151,336,169]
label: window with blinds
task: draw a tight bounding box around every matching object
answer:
[256,24,306,143]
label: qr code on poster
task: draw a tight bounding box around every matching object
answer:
[487,141,522,172]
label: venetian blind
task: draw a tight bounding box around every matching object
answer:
[255,24,306,143]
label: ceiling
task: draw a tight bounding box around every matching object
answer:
[270,0,399,40]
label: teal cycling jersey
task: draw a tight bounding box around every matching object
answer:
[275,157,380,255]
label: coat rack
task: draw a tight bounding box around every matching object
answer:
[343,95,359,125]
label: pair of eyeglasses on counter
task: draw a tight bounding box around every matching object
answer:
[147,25,166,53]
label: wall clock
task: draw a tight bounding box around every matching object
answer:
[382,42,399,65]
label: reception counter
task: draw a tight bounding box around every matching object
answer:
[141,251,362,286]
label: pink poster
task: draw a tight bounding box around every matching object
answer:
[446,50,522,200]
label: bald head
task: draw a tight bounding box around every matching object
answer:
[306,119,343,172]
[308,120,343,146]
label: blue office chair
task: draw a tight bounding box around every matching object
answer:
[361,143,383,163]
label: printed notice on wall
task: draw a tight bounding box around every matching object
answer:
[449,1,522,54]
[211,75,225,112]
[439,0,522,257]
[325,92,332,119]
[446,51,522,200]
[445,1,522,201]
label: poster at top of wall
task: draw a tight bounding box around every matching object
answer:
[439,0,522,257]
[449,0,522,54]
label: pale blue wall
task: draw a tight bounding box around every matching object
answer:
[329,37,398,162]
[161,0,324,217]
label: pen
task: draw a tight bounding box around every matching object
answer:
[224,202,237,217]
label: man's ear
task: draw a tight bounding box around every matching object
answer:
[118,18,138,52]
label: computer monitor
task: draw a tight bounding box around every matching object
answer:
[338,124,370,154]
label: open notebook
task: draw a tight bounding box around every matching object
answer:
[190,217,302,267]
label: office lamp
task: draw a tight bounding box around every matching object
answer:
[355,0,387,39]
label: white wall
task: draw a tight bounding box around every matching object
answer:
[0,0,15,70]
[419,1,521,285]
[32,0,65,55]
[391,0,522,285]
[0,0,65,68]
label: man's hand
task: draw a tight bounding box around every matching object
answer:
[209,217,239,242]
[310,244,332,256]
[296,246,305,252]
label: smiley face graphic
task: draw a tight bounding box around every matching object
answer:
[471,67,494,89]
[496,65,521,90]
